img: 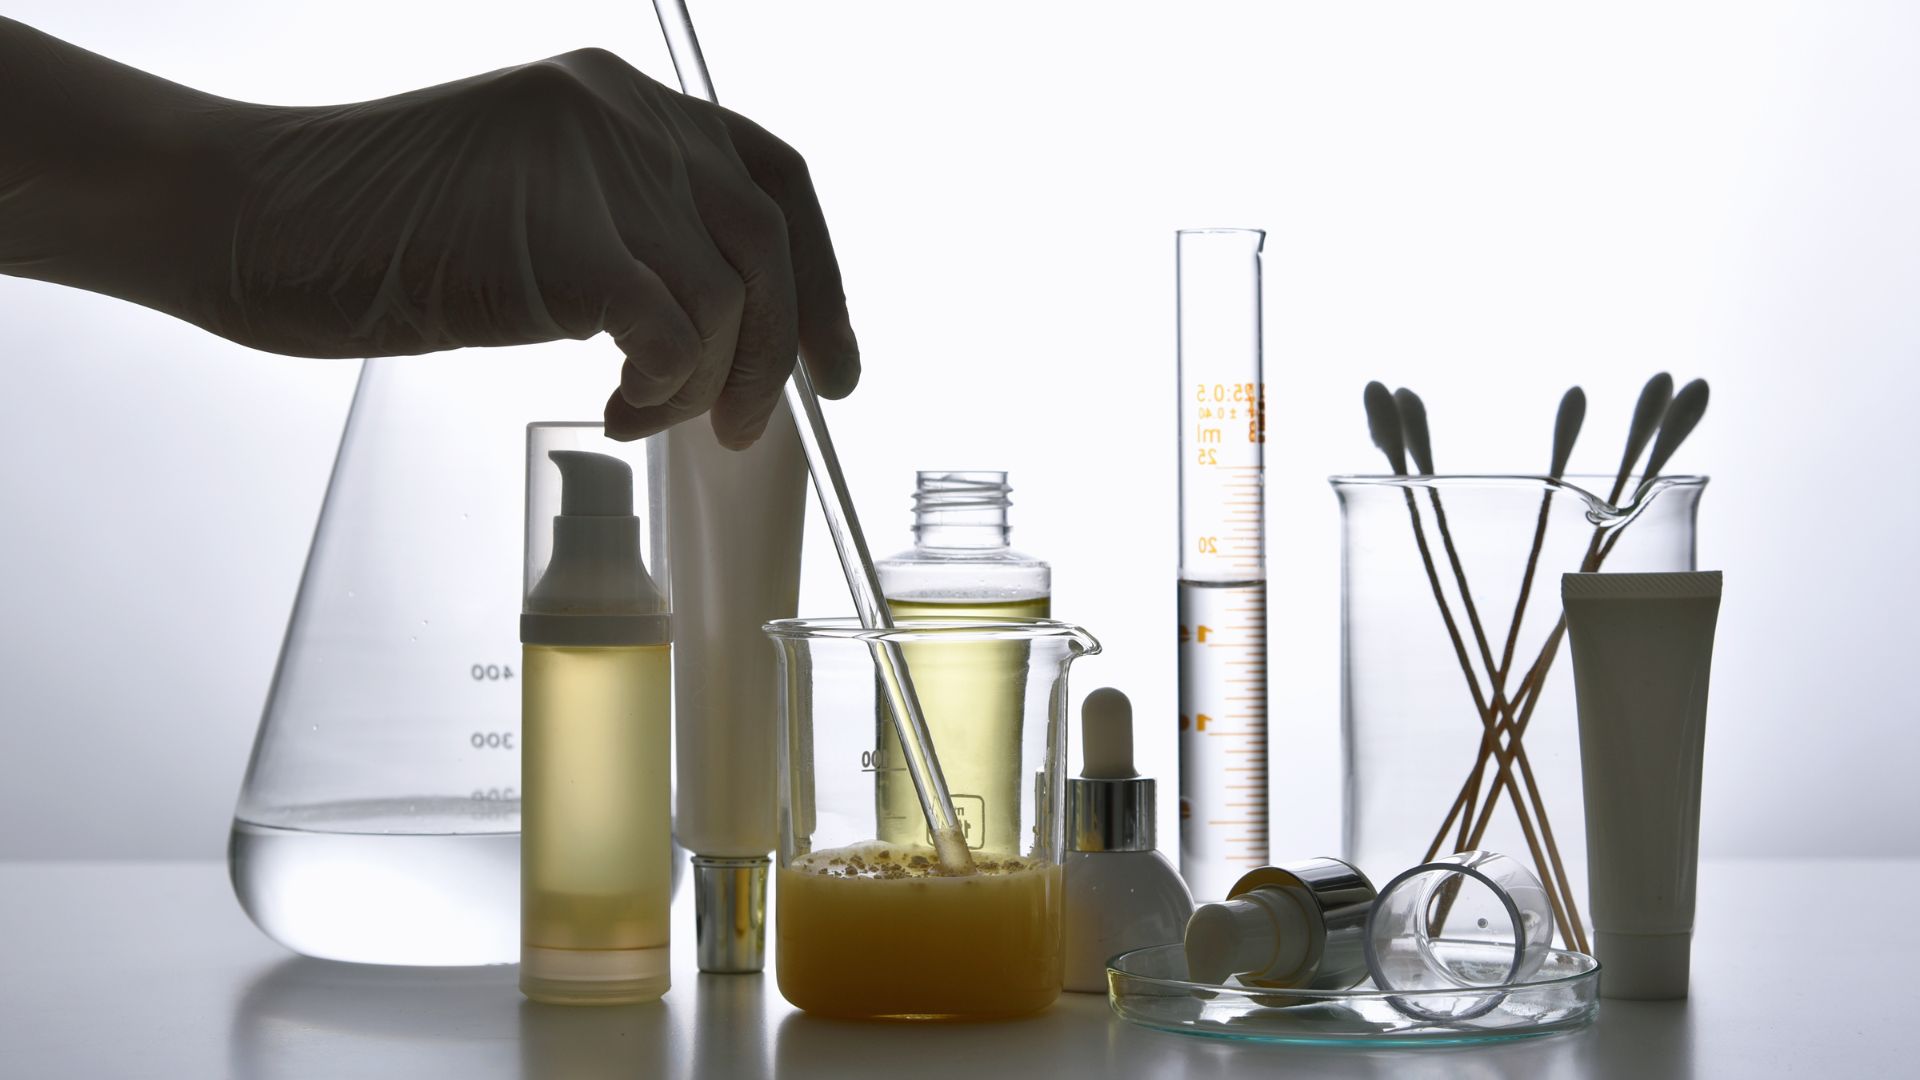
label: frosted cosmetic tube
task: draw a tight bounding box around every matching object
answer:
[668,408,808,972]
[1562,571,1722,1000]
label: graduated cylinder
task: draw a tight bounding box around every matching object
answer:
[1175,228,1270,901]
[519,423,673,1005]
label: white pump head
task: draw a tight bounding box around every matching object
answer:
[528,450,664,617]
[522,429,669,648]
[1180,858,1377,992]
[1185,885,1323,986]
[551,449,634,516]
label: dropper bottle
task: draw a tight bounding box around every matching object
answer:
[519,427,672,1005]
[1062,688,1194,991]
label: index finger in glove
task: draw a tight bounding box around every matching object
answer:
[689,177,799,449]
[718,110,860,401]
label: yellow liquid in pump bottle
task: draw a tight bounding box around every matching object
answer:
[519,442,672,1005]
[875,596,1050,854]
[520,643,672,1004]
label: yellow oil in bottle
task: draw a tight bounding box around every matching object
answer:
[875,596,1050,855]
[520,643,672,1005]
[776,842,1064,1019]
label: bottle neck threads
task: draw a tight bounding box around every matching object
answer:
[912,471,1012,550]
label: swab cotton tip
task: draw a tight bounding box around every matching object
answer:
[1363,381,1408,476]
[1619,373,1674,483]
[1393,388,1434,475]
[1642,378,1709,482]
[1551,387,1586,480]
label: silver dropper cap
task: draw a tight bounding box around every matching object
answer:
[1068,777,1155,852]
[692,855,768,973]
[1068,688,1156,853]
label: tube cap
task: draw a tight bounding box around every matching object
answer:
[1596,930,1692,1000]
[693,856,769,973]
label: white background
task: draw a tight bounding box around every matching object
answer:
[2,0,1916,861]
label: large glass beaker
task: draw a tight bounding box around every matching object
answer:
[1332,474,1704,950]
[230,348,624,966]
[767,616,1099,1020]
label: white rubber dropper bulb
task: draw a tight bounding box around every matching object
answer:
[1081,687,1139,779]
[1185,885,1318,985]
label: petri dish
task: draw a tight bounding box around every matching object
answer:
[1107,942,1598,1046]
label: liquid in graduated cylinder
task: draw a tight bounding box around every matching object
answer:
[875,597,1049,854]
[521,643,672,1004]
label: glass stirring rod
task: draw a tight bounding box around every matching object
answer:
[649,0,975,874]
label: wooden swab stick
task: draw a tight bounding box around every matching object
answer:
[1432,374,1670,857]
[1363,383,1577,946]
[1453,388,1585,857]
[1440,378,1709,952]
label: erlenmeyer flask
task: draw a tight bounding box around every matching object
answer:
[230,346,619,966]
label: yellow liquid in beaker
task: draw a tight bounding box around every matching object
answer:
[776,842,1063,1019]
[875,596,1050,854]
[520,643,672,1005]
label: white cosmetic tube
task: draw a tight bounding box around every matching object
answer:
[669,407,807,973]
[1562,571,1722,1000]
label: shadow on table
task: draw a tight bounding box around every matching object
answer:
[230,957,519,1080]
[1566,999,1696,1080]
[227,956,1693,1079]
[1142,998,1693,1080]
[228,956,677,1080]
[773,1002,1070,1079]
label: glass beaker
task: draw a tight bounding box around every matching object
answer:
[766,617,1099,1020]
[1331,474,1705,949]
[230,349,624,966]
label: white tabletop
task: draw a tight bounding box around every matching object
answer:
[0,857,1906,1079]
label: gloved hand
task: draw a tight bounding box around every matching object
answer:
[1,20,857,447]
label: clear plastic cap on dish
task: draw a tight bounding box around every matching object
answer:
[1363,850,1556,1021]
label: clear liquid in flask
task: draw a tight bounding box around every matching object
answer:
[229,797,520,966]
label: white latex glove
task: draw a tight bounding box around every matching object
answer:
[0,20,858,447]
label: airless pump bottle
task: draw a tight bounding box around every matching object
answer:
[519,428,672,1005]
